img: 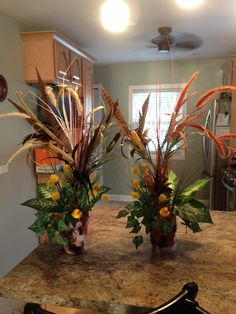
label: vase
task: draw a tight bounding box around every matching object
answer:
[63,212,90,255]
[150,215,177,250]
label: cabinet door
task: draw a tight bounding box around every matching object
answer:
[21,33,55,83]
[54,41,70,83]
[82,58,93,117]
[69,51,83,97]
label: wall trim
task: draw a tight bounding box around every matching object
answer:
[109,194,132,203]
[108,194,208,206]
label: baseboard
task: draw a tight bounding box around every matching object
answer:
[108,195,209,206]
[109,194,132,203]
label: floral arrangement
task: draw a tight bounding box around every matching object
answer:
[102,71,236,249]
[0,71,118,254]
[22,166,110,253]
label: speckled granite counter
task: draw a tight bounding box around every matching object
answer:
[0,205,236,314]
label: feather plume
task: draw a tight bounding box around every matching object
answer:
[0,112,30,119]
[137,94,150,135]
[196,86,236,110]
[174,71,199,114]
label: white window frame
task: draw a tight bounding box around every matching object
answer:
[129,84,186,160]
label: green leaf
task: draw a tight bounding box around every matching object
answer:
[22,198,57,211]
[60,185,76,204]
[36,211,49,225]
[181,178,210,199]
[133,235,143,249]
[175,205,202,233]
[130,223,141,233]
[57,219,68,233]
[188,200,213,223]
[47,226,56,241]
[117,209,129,218]
[168,170,177,190]
[181,219,202,233]
[53,234,67,246]
[125,201,140,211]
[86,186,110,210]
[126,215,136,228]
[131,208,144,218]
[37,184,52,199]
[29,219,46,236]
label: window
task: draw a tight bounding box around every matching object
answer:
[129,84,186,159]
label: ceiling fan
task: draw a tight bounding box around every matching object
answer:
[150,27,203,52]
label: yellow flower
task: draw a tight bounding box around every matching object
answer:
[101,194,110,202]
[141,163,149,170]
[131,167,139,175]
[89,190,98,199]
[51,191,60,200]
[131,191,140,199]
[131,179,140,189]
[47,180,54,188]
[159,207,170,218]
[93,183,101,191]
[63,164,71,174]
[71,208,82,219]
[159,193,167,202]
[47,174,59,187]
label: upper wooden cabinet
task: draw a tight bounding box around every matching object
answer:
[20,30,93,91]
[222,55,236,86]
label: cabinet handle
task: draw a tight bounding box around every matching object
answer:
[72,75,81,86]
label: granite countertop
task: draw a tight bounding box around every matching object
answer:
[0,204,236,314]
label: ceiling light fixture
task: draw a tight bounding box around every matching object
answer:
[101,0,130,32]
[176,0,203,9]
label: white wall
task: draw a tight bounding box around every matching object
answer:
[0,11,37,277]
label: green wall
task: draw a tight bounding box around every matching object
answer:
[0,11,37,277]
[94,58,225,198]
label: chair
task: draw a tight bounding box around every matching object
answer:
[24,282,209,314]
[144,282,210,314]
[24,303,55,314]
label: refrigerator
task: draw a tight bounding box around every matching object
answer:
[203,99,230,211]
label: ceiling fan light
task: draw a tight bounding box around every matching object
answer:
[101,0,130,32]
[158,41,170,53]
[176,0,203,9]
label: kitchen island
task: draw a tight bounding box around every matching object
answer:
[0,204,236,313]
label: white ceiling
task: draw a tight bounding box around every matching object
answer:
[0,0,236,65]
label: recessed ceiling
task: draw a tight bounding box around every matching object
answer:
[0,0,236,65]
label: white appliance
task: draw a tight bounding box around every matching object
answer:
[203,99,230,210]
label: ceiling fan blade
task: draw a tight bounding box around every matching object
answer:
[175,39,203,50]
[149,27,203,52]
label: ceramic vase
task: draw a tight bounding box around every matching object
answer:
[150,215,177,250]
[63,212,90,255]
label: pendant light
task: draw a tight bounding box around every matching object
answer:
[176,0,203,9]
[101,0,130,32]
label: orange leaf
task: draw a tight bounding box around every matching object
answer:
[196,86,236,110]
[219,134,236,139]
[174,71,199,114]
[207,130,229,159]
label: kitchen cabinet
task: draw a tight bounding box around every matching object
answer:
[69,50,83,96]
[82,57,93,116]
[20,30,94,100]
[21,31,95,187]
